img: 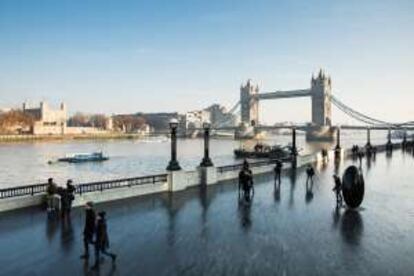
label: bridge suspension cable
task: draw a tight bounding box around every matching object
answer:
[330,94,413,128]
[211,100,240,128]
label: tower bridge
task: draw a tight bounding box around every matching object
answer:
[239,70,334,140]
[208,69,413,140]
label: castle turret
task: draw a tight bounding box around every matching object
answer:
[240,79,259,126]
[311,69,332,126]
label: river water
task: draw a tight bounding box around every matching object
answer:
[0,130,397,188]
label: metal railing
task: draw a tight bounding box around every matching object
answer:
[76,174,167,195]
[0,183,48,199]
[0,174,168,200]
[217,158,289,173]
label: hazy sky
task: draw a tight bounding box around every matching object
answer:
[0,0,413,124]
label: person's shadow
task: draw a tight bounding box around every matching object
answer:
[305,177,314,204]
[238,199,252,232]
[46,214,59,243]
[274,179,281,202]
[289,168,297,208]
[60,216,74,253]
[340,209,364,246]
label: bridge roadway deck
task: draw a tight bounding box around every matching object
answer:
[0,151,414,275]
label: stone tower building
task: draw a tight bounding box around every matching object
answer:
[240,79,259,126]
[311,69,332,126]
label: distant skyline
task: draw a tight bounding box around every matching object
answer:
[1,0,413,125]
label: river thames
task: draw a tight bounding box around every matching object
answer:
[0,130,398,188]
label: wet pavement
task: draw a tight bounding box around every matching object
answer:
[0,150,414,276]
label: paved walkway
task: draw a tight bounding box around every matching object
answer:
[1,151,414,276]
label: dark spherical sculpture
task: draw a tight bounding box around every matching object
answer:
[342,165,365,208]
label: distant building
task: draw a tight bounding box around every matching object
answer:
[205,104,238,127]
[141,112,179,131]
[23,102,67,135]
[184,110,210,130]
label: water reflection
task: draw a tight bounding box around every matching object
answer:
[274,178,281,202]
[46,215,59,243]
[340,209,364,246]
[199,185,213,239]
[289,169,297,208]
[332,207,341,230]
[60,217,74,253]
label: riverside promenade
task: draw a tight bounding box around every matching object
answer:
[0,149,413,275]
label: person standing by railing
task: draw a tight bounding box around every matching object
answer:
[66,179,75,214]
[46,178,59,213]
[60,180,75,219]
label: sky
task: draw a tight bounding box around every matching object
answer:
[0,0,413,124]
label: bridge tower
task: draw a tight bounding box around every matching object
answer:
[240,79,259,126]
[311,69,332,126]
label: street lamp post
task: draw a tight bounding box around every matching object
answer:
[386,128,393,152]
[366,128,371,147]
[166,118,181,171]
[291,127,297,157]
[335,126,341,150]
[200,121,214,167]
[291,127,298,168]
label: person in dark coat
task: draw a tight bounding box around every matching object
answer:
[274,160,283,184]
[60,189,71,219]
[66,179,75,215]
[306,165,315,186]
[92,211,117,269]
[46,178,58,213]
[81,201,96,259]
[332,174,343,207]
[238,160,254,202]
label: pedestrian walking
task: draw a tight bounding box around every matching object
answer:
[274,160,283,184]
[332,175,343,207]
[306,165,315,186]
[92,211,117,269]
[81,201,96,259]
[239,160,254,202]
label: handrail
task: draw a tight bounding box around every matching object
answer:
[0,173,168,199]
[217,158,290,173]
[0,183,48,199]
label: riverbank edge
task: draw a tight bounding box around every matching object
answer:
[0,142,405,214]
[0,133,153,142]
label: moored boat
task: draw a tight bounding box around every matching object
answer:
[234,143,291,159]
[58,152,109,163]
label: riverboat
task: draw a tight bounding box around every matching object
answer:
[58,152,109,163]
[234,143,291,159]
